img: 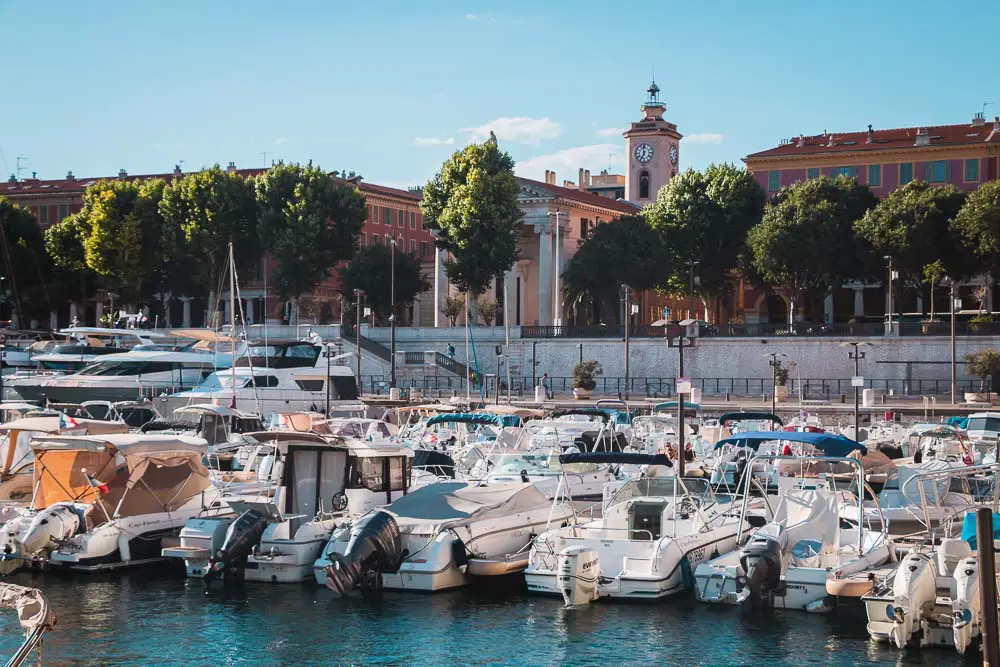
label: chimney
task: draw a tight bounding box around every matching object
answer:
[972,112,986,127]
[66,170,75,182]
[7,175,15,184]
[914,127,930,146]
[796,134,805,147]
[865,124,874,144]
[226,161,237,174]
[826,134,835,147]
[544,169,551,184]
[118,169,128,178]
[563,180,575,188]
[546,170,556,185]
[578,168,585,190]
[994,116,1000,131]
[173,164,183,177]
[584,169,591,187]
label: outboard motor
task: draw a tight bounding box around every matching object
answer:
[735,536,783,609]
[204,508,270,583]
[0,514,31,576]
[19,503,83,558]
[557,546,601,606]
[886,551,936,649]
[952,555,981,655]
[325,510,402,596]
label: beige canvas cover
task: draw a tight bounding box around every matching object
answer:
[386,482,550,534]
[0,583,55,631]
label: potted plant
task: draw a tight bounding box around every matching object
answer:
[773,360,791,402]
[572,360,601,400]
[921,261,946,333]
[963,349,1000,403]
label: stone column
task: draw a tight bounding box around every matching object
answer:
[94,302,103,327]
[915,295,923,315]
[245,298,255,326]
[181,298,193,328]
[49,311,58,330]
[434,247,447,327]
[853,288,864,317]
[411,297,421,326]
[503,270,515,327]
[537,223,553,326]
[68,302,78,326]
[823,294,834,323]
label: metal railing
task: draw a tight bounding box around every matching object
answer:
[521,322,887,339]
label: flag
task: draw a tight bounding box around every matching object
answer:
[59,413,80,431]
[84,470,109,495]
[229,394,237,409]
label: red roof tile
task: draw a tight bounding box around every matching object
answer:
[746,118,1000,160]
[518,177,639,215]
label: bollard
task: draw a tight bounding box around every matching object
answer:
[976,507,1000,666]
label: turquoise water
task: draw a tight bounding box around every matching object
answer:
[0,567,978,666]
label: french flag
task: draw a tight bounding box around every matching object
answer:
[83,469,109,495]
[59,413,81,430]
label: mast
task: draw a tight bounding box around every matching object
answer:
[229,242,237,409]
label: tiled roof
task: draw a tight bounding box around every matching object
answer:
[518,177,639,215]
[746,118,1000,160]
[357,182,422,201]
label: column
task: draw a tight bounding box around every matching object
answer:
[223,296,232,328]
[68,302,78,326]
[49,311,58,330]
[94,302,102,327]
[181,298,192,328]
[245,298,254,326]
[823,294,834,323]
[434,247,447,327]
[411,297,421,326]
[503,270,515,327]
[853,288,864,317]
[915,295,923,315]
[537,224,552,326]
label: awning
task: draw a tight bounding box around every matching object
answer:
[713,430,866,457]
[559,451,673,467]
[425,413,502,427]
[719,411,783,427]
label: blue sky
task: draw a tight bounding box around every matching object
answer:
[1,0,997,189]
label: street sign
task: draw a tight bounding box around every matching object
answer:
[851,376,864,387]
[676,378,692,394]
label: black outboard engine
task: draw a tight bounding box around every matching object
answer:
[736,537,783,609]
[204,508,270,583]
[325,510,402,596]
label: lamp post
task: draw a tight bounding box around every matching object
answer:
[323,343,336,416]
[767,352,788,418]
[620,284,638,399]
[688,259,701,320]
[841,341,871,437]
[353,289,366,394]
[667,322,696,477]
[951,279,959,405]
[548,210,562,328]
[390,238,397,389]
[884,255,895,331]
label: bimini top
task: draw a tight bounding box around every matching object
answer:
[551,408,611,423]
[559,451,673,467]
[652,401,701,416]
[719,411,783,427]
[30,433,209,456]
[714,430,866,457]
[0,416,129,435]
[425,413,503,427]
[172,404,258,419]
[478,405,545,420]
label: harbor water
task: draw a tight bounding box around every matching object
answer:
[0,568,976,666]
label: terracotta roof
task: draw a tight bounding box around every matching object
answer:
[518,177,639,215]
[746,117,1000,160]
[356,182,421,202]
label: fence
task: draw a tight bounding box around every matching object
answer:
[522,321,1000,339]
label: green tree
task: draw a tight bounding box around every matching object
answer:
[476,297,498,325]
[159,166,260,323]
[337,244,430,323]
[954,179,1000,279]
[922,259,947,321]
[748,176,877,324]
[43,211,102,312]
[0,197,53,325]
[256,163,367,322]
[562,215,669,326]
[420,136,523,298]
[442,295,465,326]
[856,181,969,286]
[644,164,766,316]
[74,178,171,306]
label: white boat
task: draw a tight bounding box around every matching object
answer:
[708,429,855,490]
[15,327,164,375]
[486,449,616,500]
[900,424,974,464]
[964,412,1000,457]
[19,433,219,572]
[525,452,744,604]
[319,481,573,593]
[157,404,265,449]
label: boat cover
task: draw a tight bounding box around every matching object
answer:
[384,482,550,534]
[425,413,503,427]
[713,430,866,456]
[559,451,672,467]
[718,412,783,427]
[962,510,1000,549]
[0,583,55,631]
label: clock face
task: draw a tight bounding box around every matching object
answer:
[634,143,654,164]
[669,144,678,165]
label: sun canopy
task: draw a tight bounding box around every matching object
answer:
[559,451,673,467]
[425,413,502,427]
[719,412,783,427]
[384,481,550,534]
[713,430,866,456]
[652,401,701,412]
[0,416,129,435]
[173,404,257,419]
[946,416,969,429]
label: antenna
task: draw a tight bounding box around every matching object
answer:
[15,157,27,180]
[259,151,268,167]
[984,101,994,116]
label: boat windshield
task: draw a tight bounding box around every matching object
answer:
[76,361,176,377]
[493,452,560,476]
[967,416,1000,433]
[196,373,248,389]
[608,476,712,507]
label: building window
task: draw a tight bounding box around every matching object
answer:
[38,205,48,224]
[900,162,914,185]
[927,160,949,183]
[836,166,856,178]
[397,212,404,228]
[868,164,882,187]
[579,218,590,238]
[639,171,651,199]
[807,167,819,180]
[409,239,416,254]
[371,205,379,224]
[965,158,980,182]
[59,204,69,220]
[385,234,392,245]
[409,211,416,229]
[420,241,428,257]
[767,170,780,192]
[382,208,392,225]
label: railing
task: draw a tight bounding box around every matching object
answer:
[433,351,469,378]
[521,322,887,339]
[899,320,1000,336]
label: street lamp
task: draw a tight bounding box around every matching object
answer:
[884,255,898,331]
[390,238,397,389]
[841,341,872,437]
[667,320,696,477]
[352,289,366,394]
[322,343,336,416]
[950,279,960,405]
[548,210,562,328]
[620,284,638,399]
[767,352,788,419]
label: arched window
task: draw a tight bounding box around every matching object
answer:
[639,171,650,199]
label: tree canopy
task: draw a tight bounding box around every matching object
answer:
[562,215,668,326]
[747,176,877,322]
[255,163,367,309]
[954,179,1000,278]
[0,198,54,324]
[421,136,523,296]
[338,243,430,323]
[855,180,968,285]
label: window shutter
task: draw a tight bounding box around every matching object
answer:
[944,160,952,182]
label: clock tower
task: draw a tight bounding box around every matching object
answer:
[624,81,682,203]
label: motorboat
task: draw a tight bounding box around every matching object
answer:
[486,448,617,500]
[18,433,219,572]
[695,440,893,613]
[900,424,974,464]
[525,452,746,604]
[863,511,1000,653]
[143,404,264,451]
[319,480,573,593]
[964,412,1000,457]
[0,330,57,369]
[15,327,164,374]
[165,431,414,584]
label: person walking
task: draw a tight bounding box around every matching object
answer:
[541,372,551,400]
[448,344,455,360]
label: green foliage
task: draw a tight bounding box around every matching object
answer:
[421,137,523,296]
[562,215,668,326]
[748,177,877,320]
[159,165,259,300]
[256,163,367,302]
[954,179,1000,277]
[964,349,1000,391]
[572,360,602,390]
[337,243,430,323]
[644,164,766,298]
[922,259,947,320]
[772,362,790,386]
[855,181,968,286]
[442,295,465,326]
[0,197,56,323]
[476,297,498,325]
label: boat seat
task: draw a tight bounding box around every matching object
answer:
[789,538,823,568]
[936,538,973,577]
[628,501,666,541]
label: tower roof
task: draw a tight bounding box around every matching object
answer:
[644,80,665,109]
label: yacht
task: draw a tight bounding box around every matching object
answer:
[900,424,974,464]
[320,481,573,593]
[21,327,163,373]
